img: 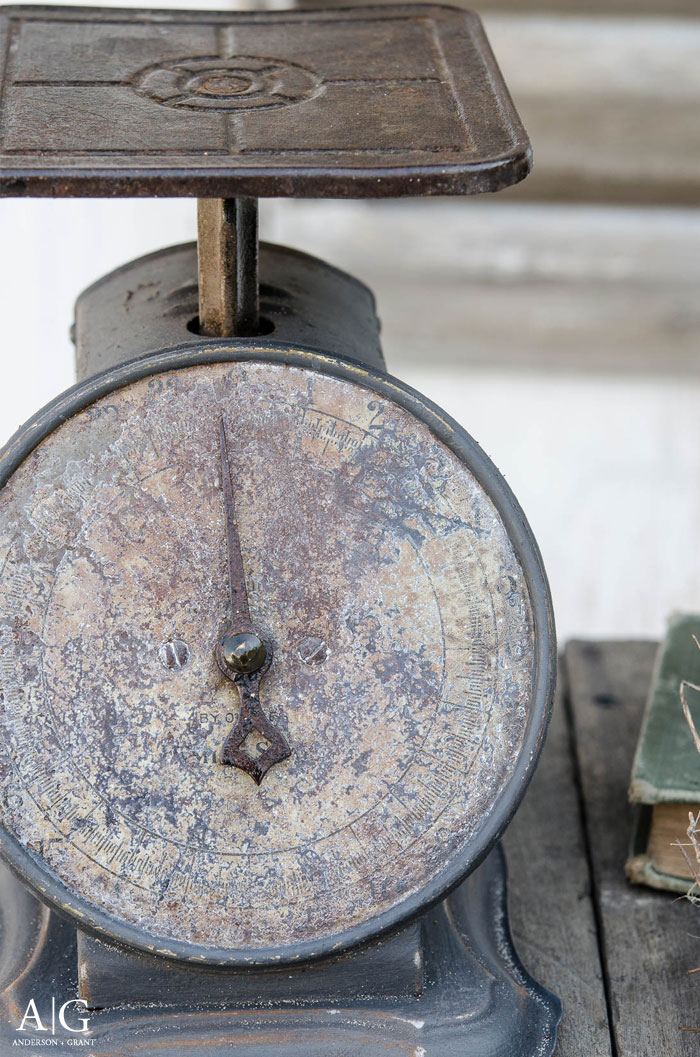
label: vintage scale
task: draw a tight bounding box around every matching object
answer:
[0,4,560,1054]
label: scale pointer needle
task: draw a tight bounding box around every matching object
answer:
[215,415,291,784]
[219,416,253,628]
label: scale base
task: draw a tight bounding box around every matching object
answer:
[0,844,560,1055]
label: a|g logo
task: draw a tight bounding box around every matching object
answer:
[18,998,89,1034]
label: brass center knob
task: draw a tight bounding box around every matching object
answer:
[220,631,267,674]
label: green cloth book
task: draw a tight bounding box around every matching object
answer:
[626,612,700,893]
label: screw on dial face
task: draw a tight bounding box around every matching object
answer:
[216,416,291,784]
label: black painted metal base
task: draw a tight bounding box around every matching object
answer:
[0,844,560,1055]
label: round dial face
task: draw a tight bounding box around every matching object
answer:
[0,348,552,964]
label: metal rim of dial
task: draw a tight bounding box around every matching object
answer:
[0,341,556,968]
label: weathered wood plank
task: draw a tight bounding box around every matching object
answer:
[480,0,696,12]
[504,675,612,1056]
[565,641,700,1056]
[267,199,700,374]
[302,0,698,17]
[488,16,700,205]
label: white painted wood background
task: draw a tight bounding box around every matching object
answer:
[1,0,699,642]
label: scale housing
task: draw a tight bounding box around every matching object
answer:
[0,5,560,1054]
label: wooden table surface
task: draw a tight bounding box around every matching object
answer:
[503,641,700,1055]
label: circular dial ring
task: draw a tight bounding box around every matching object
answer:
[0,342,555,967]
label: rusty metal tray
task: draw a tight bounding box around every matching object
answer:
[0,4,530,197]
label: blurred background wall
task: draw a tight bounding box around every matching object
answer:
[2,0,699,641]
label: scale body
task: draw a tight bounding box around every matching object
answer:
[0,5,560,1054]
